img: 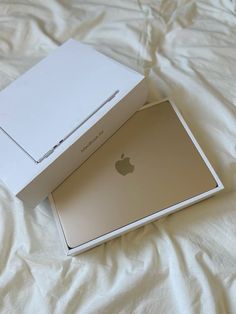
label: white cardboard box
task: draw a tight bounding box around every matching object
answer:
[0,39,147,207]
[49,99,223,256]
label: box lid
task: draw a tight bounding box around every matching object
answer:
[0,39,147,206]
[0,39,138,163]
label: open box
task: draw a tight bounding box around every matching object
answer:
[49,99,224,256]
[0,39,147,207]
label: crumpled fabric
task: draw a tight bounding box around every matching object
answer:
[0,1,236,313]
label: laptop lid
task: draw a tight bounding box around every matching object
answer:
[51,100,218,248]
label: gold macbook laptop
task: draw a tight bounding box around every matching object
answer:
[50,100,223,253]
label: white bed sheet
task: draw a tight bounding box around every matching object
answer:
[0,0,236,313]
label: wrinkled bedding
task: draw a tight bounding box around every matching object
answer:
[0,1,236,313]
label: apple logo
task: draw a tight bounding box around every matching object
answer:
[115,153,135,176]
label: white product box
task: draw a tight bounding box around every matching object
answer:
[49,99,223,256]
[0,39,147,207]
